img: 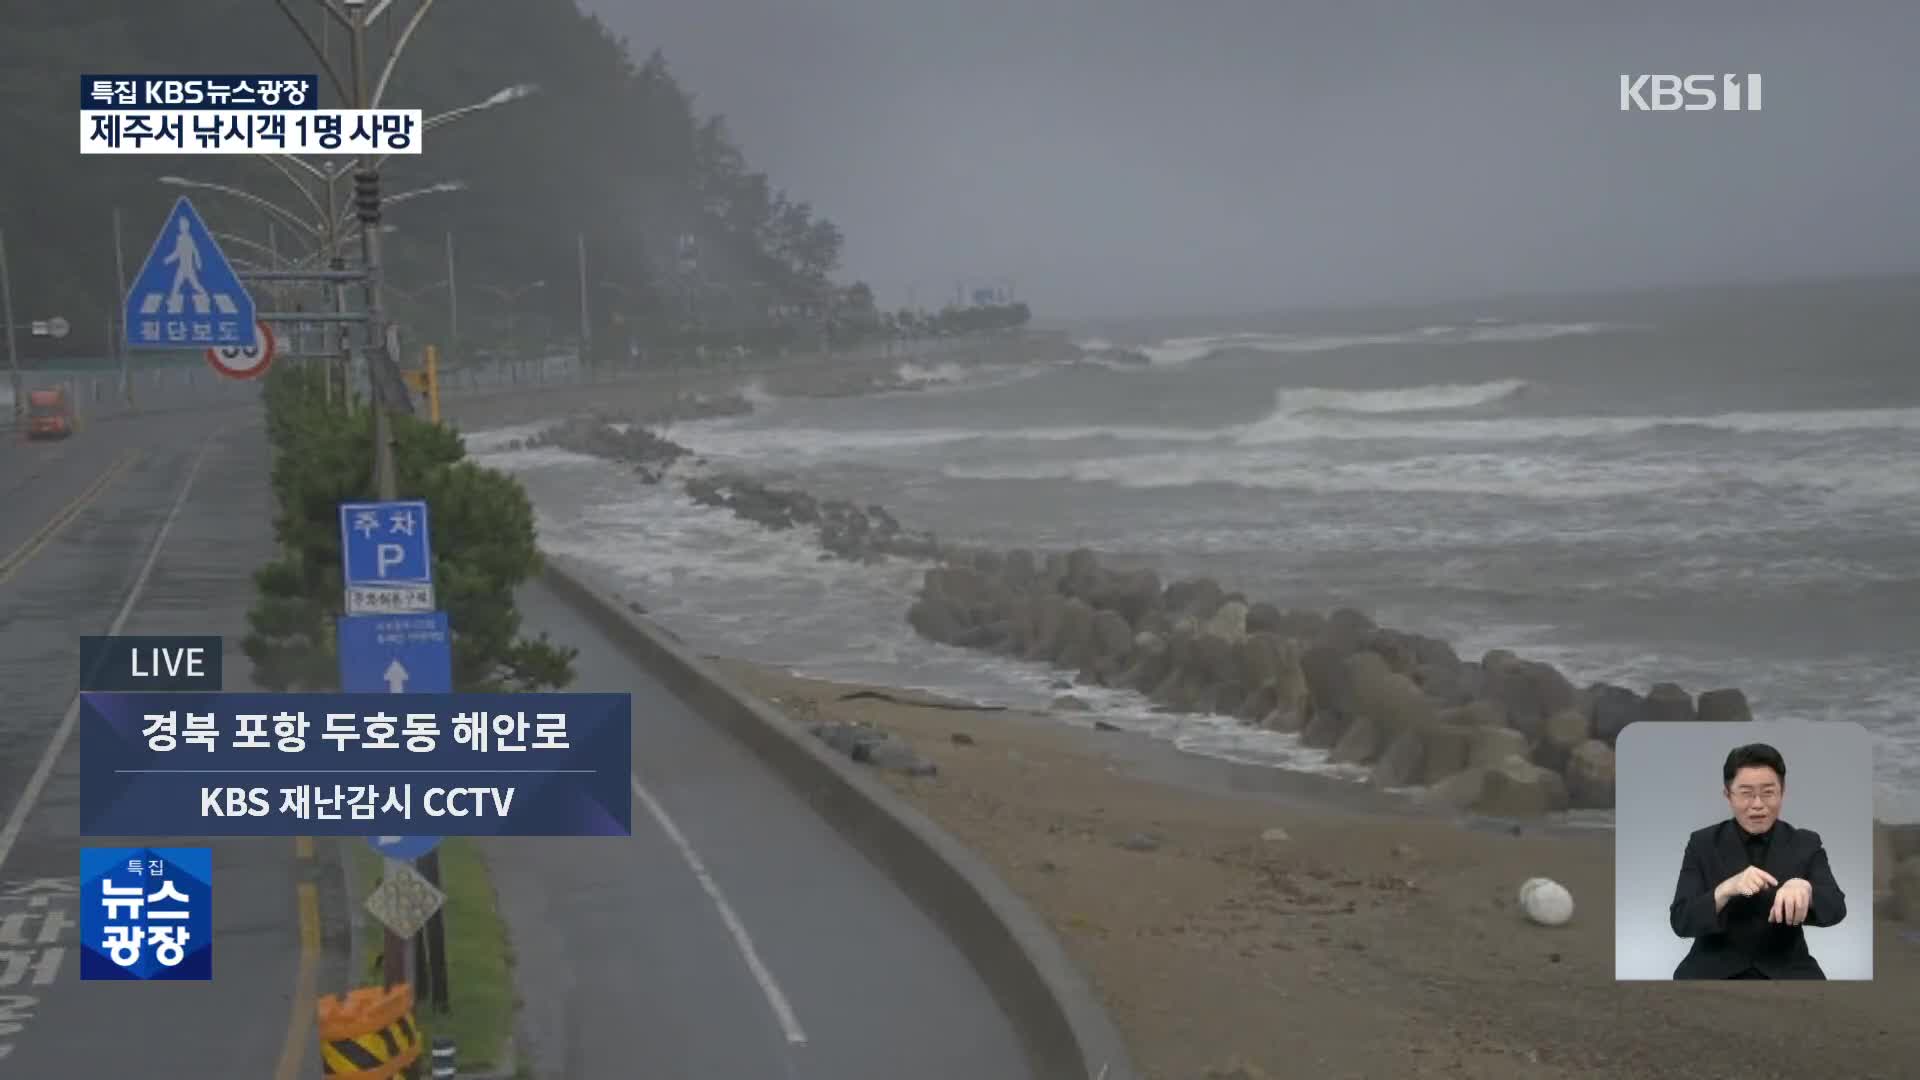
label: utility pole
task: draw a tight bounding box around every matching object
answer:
[576,232,590,370]
[346,0,408,512]
[0,228,21,423]
[343,0,404,995]
[325,174,348,407]
[113,208,131,408]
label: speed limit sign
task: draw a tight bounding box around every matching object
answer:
[206,321,276,380]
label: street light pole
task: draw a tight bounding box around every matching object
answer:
[576,232,590,370]
[0,228,21,422]
[345,0,406,508]
[445,231,457,367]
[113,208,131,408]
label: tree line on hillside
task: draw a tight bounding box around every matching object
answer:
[0,0,1028,368]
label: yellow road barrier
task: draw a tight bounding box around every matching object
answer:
[317,983,422,1078]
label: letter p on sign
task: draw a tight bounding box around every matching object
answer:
[377,543,406,576]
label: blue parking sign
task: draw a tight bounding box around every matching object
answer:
[339,500,435,614]
[80,847,213,980]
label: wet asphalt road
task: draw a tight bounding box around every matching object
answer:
[482,581,1036,1080]
[0,410,347,1078]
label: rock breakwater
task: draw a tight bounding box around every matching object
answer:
[528,414,941,563]
[907,545,1761,817]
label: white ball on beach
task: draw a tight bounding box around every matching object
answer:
[1519,876,1575,927]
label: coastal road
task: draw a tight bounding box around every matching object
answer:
[487,581,1037,1080]
[0,409,346,1077]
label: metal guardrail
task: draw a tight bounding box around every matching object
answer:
[8,364,262,427]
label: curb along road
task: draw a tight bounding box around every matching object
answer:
[538,555,1137,1080]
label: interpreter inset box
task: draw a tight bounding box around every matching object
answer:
[1614,721,1872,981]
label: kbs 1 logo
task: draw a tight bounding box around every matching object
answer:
[1619,74,1763,112]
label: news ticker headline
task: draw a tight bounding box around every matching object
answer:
[82,75,320,110]
[82,110,421,155]
[80,691,632,837]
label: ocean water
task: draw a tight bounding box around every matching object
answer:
[469,275,1920,823]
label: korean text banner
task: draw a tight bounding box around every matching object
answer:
[80,693,632,837]
[80,75,320,110]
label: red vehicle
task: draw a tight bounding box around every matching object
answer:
[25,387,74,440]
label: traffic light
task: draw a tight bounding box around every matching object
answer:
[353,170,380,225]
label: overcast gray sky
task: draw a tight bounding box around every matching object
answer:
[588,0,1918,319]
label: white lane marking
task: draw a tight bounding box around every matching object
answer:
[629,773,808,1045]
[0,432,218,874]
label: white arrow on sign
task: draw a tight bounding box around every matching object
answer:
[384,659,409,693]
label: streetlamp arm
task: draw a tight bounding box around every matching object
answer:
[160,177,320,240]
[211,231,314,265]
[256,155,328,222]
[268,155,329,182]
[272,0,351,103]
[371,0,440,109]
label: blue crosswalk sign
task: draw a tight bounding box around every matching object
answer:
[124,197,255,351]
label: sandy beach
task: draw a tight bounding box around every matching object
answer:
[711,658,1919,1080]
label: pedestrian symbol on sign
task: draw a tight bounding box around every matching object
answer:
[123,197,254,349]
[162,218,206,313]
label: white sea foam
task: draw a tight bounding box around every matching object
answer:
[1097,321,1619,368]
[894,360,970,385]
[1270,379,1530,415]
[943,445,1920,503]
[667,378,1920,467]
[1231,401,1920,446]
[458,422,551,453]
[738,378,780,411]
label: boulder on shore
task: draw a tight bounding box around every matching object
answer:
[1696,687,1752,723]
[1565,740,1615,809]
[1425,755,1570,818]
[883,541,1755,814]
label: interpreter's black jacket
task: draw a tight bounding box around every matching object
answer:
[1669,818,1846,979]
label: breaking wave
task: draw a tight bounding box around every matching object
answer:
[894,360,969,385]
[1091,321,1617,368]
[939,447,1920,503]
[1268,379,1529,415]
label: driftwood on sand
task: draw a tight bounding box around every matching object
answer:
[836,689,1008,712]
